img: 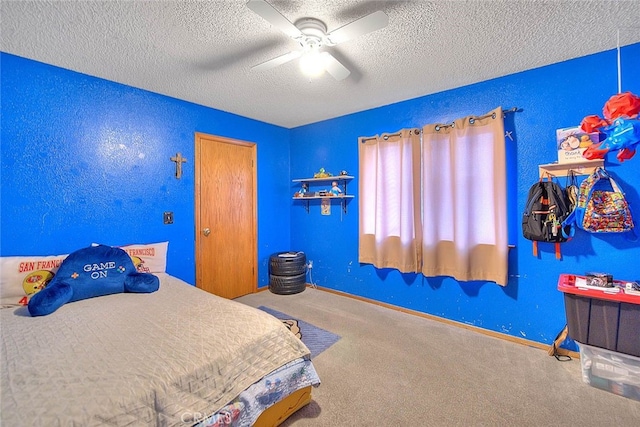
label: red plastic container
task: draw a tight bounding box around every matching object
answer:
[558,274,640,358]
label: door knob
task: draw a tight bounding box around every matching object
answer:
[203,228,211,236]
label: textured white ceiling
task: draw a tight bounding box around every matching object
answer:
[1,1,639,128]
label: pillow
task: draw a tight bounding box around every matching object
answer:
[93,241,168,273]
[0,254,68,307]
[120,241,168,273]
[28,244,159,317]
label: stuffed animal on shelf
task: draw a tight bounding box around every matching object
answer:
[28,244,159,316]
[294,183,308,197]
[581,91,640,162]
[329,181,342,196]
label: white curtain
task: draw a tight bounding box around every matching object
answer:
[421,107,508,285]
[358,129,422,272]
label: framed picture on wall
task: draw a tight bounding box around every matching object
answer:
[321,198,330,215]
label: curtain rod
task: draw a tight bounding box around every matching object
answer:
[359,128,421,143]
[360,107,520,141]
[434,107,520,131]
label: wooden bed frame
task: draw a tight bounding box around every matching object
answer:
[254,386,313,426]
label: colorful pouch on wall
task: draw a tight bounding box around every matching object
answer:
[583,188,634,233]
[562,167,635,237]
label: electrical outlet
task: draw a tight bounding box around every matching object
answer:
[308,260,313,269]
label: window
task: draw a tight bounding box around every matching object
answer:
[359,129,422,273]
[359,107,508,286]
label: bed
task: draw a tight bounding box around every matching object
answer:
[1,272,320,426]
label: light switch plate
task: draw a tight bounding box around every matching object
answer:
[163,211,174,224]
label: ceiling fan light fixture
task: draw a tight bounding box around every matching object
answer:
[299,47,325,77]
[247,0,389,81]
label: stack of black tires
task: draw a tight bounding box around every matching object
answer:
[269,251,307,295]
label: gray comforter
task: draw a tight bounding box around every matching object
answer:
[1,273,311,426]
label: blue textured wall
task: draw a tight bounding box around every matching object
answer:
[2,44,639,347]
[0,53,291,286]
[289,43,640,346]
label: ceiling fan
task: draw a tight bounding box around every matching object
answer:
[246,0,389,80]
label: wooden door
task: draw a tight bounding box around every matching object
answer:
[195,133,257,299]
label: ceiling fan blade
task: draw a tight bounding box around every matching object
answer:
[326,10,389,45]
[321,52,350,81]
[246,0,302,39]
[251,50,302,72]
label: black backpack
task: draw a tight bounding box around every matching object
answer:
[522,173,572,259]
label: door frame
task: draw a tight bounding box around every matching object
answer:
[194,132,258,295]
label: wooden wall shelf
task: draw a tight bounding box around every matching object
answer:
[292,175,354,183]
[538,160,604,178]
[292,175,354,214]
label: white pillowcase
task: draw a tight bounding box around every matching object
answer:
[0,254,68,307]
[117,241,168,274]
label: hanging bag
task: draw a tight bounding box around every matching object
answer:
[565,169,579,213]
[562,167,635,237]
[522,173,572,259]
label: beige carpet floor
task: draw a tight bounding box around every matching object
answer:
[236,287,640,426]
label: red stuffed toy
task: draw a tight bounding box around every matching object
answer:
[581,92,640,162]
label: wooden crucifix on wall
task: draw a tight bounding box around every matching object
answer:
[170,152,187,179]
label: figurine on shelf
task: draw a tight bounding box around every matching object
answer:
[329,181,342,196]
[294,183,308,197]
[313,168,332,178]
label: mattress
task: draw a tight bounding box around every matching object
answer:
[1,273,318,426]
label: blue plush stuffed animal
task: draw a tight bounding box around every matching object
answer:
[28,244,159,316]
